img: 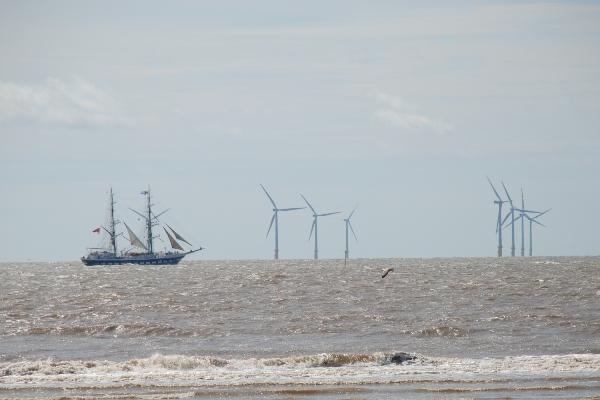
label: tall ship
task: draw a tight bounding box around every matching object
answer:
[81,187,202,266]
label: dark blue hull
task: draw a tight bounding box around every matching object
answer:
[81,253,186,266]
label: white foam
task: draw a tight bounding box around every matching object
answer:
[1,353,599,390]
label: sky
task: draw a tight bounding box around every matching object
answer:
[1,0,599,261]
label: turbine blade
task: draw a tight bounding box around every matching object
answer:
[278,207,305,211]
[260,184,277,208]
[318,211,341,217]
[266,213,276,237]
[349,221,358,241]
[532,219,546,228]
[532,209,551,219]
[501,181,513,206]
[501,211,512,226]
[348,206,358,220]
[300,194,316,214]
[486,176,503,202]
[308,219,316,240]
[496,208,502,233]
[520,209,542,214]
[504,214,523,229]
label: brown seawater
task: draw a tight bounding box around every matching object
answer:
[1,257,599,399]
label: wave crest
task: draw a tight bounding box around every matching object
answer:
[126,354,228,369]
[4,353,599,380]
[412,325,469,337]
[26,324,196,337]
[0,352,415,377]
[261,352,399,368]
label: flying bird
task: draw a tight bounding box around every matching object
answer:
[381,268,393,279]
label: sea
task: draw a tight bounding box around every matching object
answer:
[0,257,599,399]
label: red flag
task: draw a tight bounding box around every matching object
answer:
[92,227,101,234]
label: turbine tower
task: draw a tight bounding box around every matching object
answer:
[300,194,340,260]
[501,181,516,257]
[260,184,305,260]
[507,208,550,257]
[524,209,550,256]
[344,207,358,264]
[487,177,506,257]
[520,188,525,256]
[508,187,545,257]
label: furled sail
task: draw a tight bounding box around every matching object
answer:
[166,224,192,246]
[163,227,184,251]
[124,222,147,250]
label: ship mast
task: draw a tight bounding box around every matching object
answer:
[109,188,117,256]
[129,186,165,255]
[145,186,154,254]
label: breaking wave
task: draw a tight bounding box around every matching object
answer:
[411,325,469,337]
[1,352,416,377]
[2,353,599,379]
[1,352,599,399]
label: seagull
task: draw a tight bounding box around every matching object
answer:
[381,268,393,279]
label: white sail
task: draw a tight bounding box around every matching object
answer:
[124,222,147,250]
[163,227,184,251]
[166,224,192,246]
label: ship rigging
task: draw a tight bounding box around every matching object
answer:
[81,187,202,266]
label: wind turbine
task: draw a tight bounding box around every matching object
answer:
[501,181,517,257]
[515,188,550,257]
[507,209,550,256]
[505,187,545,257]
[300,194,341,260]
[519,188,525,256]
[524,209,550,256]
[487,177,507,257]
[343,207,358,264]
[260,184,305,260]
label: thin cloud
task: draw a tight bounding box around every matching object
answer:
[0,77,133,127]
[372,92,451,135]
